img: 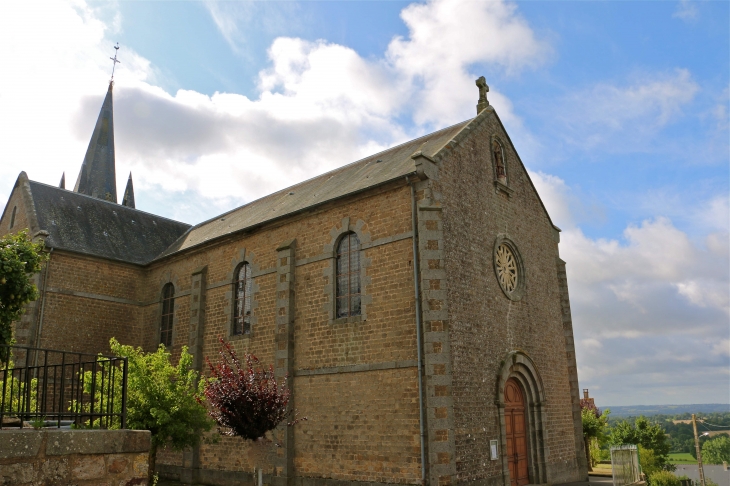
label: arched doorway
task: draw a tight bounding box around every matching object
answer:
[505,378,529,486]
[497,352,548,485]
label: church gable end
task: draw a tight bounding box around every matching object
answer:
[425,99,585,485]
[0,172,40,238]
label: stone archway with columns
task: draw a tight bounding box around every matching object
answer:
[495,351,549,486]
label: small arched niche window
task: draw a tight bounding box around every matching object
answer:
[336,232,361,318]
[9,206,17,229]
[492,139,507,183]
[232,262,252,335]
[160,283,175,347]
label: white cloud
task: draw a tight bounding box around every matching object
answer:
[258,37,402,120]
[582,338,603,350]
[558,69,699,150]
[530,172,729,404]
[529,171,576,229]
[712,339,730,357]
[386,0,549,126]
[566,218,728,402]
[673,0,699,21]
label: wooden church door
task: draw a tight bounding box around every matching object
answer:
[505,378,529,486]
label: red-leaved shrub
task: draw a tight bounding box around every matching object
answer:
[202,339,291,440]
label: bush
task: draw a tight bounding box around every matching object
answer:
[639,445,661,478]
[0,360,37,414]
[107,338,213,484]
[648,470,680,486]
[202,339,299,440]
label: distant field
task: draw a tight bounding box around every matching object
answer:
[669,453,696,464]
[603,404,729,417]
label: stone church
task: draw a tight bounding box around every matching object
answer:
[0,76,588,486]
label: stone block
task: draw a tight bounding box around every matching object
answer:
[121,430,152,453]
[72,454,106,479]
[0,462,37,484]
[0,429,43,458]
[41,457,69,481]
[133,452,149,476]
[46,429,151,455]
[107,454,130,474]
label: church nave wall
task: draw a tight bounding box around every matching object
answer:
[31,251,144,356]
[144,183,422,483]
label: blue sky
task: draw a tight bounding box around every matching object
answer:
[0,0,727,406]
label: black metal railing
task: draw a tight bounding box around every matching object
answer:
[0,344,127,429]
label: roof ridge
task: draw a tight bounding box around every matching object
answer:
[430,108,494,162]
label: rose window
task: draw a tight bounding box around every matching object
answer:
[496,244,518,293]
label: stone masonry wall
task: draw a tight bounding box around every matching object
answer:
[431,109,584,485]
[0,429,150,486]
[35,251,145,356]
[0,183,31,237]
[147,184,422,485]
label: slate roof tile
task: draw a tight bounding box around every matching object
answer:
[28,181,190,265]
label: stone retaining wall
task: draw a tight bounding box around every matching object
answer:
[0,429,151,485]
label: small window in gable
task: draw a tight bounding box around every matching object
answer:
[492,138,507,184]
[233,262,252,335]
[160,283,175,347]
[10,206,17,229]
[336,233,361,318]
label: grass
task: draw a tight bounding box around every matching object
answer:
[669,453,697,464]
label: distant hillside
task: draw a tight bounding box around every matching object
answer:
[604,404,729,417]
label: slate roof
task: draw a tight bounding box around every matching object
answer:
[158,118,473,258]
[28,181,191,265]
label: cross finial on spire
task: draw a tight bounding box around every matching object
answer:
[109,43,121,87]
[476,76,490,114]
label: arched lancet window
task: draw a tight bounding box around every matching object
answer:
[492,139,507,182]
[233,263,252,335]
[336,233,361,318]
[9,206,16,229]
[160,283,175,347]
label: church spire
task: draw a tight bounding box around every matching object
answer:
[122,172,135,209]
[59,172,65,189]
[74,82,117,202]
[74,44,120,203]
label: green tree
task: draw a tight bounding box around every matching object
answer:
[610,417,673,470]
[582,406,610,470]
[0,230,48,362]
[701,435,730,464]
[108,338,214,484]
